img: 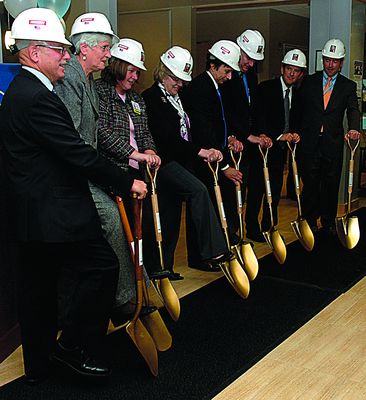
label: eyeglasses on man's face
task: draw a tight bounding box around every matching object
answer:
[36,44,68,56]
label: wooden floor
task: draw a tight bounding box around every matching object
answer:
[1,198,366,399]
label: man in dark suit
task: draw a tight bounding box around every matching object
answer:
[298,39,361,234]
[183,40,243,259]
[245,49,306,240]
[0,8,147,384]
[220,29,272,242]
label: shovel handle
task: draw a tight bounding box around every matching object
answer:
[214,185,228,230]
[151,192,162,242]
[116,196,134,255]
[230,149,242,170]
[291,159,301,196]
[132,195,144,283]
[263,166,272,205]
[236,185,243,214]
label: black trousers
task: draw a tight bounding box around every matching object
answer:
[143,161,227,271]
[245,150,285,234]
[299,146,343,228]
[17,237,119,377]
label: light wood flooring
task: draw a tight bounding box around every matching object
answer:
[1,198,366,399]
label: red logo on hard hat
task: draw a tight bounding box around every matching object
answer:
[81,17,95,24]
[292,54,299,61]
[29,20,47,26]
[220,46,230,54]
[243,35,249,43]
[184,63,191,72]
[167,51,175,59]
[330,45,336,53]
[118,44,129,51]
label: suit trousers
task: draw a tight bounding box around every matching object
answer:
[143,161,227,271]
[17,237,119,377]
[299,143,343,228]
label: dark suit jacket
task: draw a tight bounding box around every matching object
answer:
[0,69,133,242]
[142,82,200,167]
[299,71,360,158]
[254,77,301,164]
[182,71,227,152]
[220,69,258,140]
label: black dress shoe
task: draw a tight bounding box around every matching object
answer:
[189,262,222,272]
[148,270,171,280]
[203,252,231,265]
[246,232,266,243]
[51,342,111,378]
[168,271,184,281]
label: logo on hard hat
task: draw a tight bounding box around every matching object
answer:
[81,18,94,24]
[29,20,47,26]
[257,45,263,54]
[330,45,336,53]
[167,51,175,59]
[220,46,230,54]
[183,63,191,72]
[141,52,145,62]
[118,44,129,51]
[292,54,299,61]
[242,35,249,43]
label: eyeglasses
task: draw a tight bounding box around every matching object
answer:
[36,44,67,55]
[168,74,182,83]
[96,44,111,52]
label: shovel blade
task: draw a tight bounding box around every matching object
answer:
[229,257,250,299]
[140,310,172,352]
[155,278,181,322]
[126,318,159,376]
[240,242,259,281]
[291,219,314,252]
[336,216,360,249]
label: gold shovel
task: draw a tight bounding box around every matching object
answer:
[208,161,250,299]
[230,150,259,280]
[116,196,173,352]
[146,165,181,322]
[126,194,159,376]
[258,145,287,264]
[287,142,314,251]
[335,138,360,249]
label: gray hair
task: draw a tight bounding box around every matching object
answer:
[70,32,114,54]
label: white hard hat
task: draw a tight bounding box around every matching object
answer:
[111,38,146,70]
[10,7,71,46]
[322,39,346,59]
[236,29,265,61]
[70,12,118,42]
[282,49,307,68]
[160,46,193,82]
[208,40,240,71]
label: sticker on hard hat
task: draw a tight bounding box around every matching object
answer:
[118,44,129,51]
[141,52,145,62]
[29,20,47,26]
[242,35,249,43]
[183,63,191,72]
[257,46,263,54]
[81,18,94,24]
[330,45,336,53]
[167,51,175,59]
[292,54,299,61]
[220,46,230,54]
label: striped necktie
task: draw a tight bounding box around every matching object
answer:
[283,88,290,133]
[323,76,332,109]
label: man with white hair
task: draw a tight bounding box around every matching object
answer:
[0,8,146,384]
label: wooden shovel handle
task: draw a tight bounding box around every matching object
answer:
[151,192,162,242]
[116,196,134,255]
[263,166,272,205]
[214,185,228,230]
[132,195,143,284]
[236,184,243,215]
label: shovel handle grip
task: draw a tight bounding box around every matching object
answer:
[214,185,228,230]
[151,192,162,242]
[263,167,272,205]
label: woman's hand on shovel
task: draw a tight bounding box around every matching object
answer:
[131,179,148,199]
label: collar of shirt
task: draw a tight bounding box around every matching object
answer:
[323,70,338,88]
[206,70,219,90]
[22,66,54,92]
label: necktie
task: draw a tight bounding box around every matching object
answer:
[216,88,228,148]
[242,73,250,104]
[323,76,332,109]
[283,88,290,133]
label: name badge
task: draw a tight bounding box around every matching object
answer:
[131,101,141,115]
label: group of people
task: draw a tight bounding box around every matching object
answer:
[0,5,361,386]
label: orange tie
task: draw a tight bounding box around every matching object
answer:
[323,77,332,109]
